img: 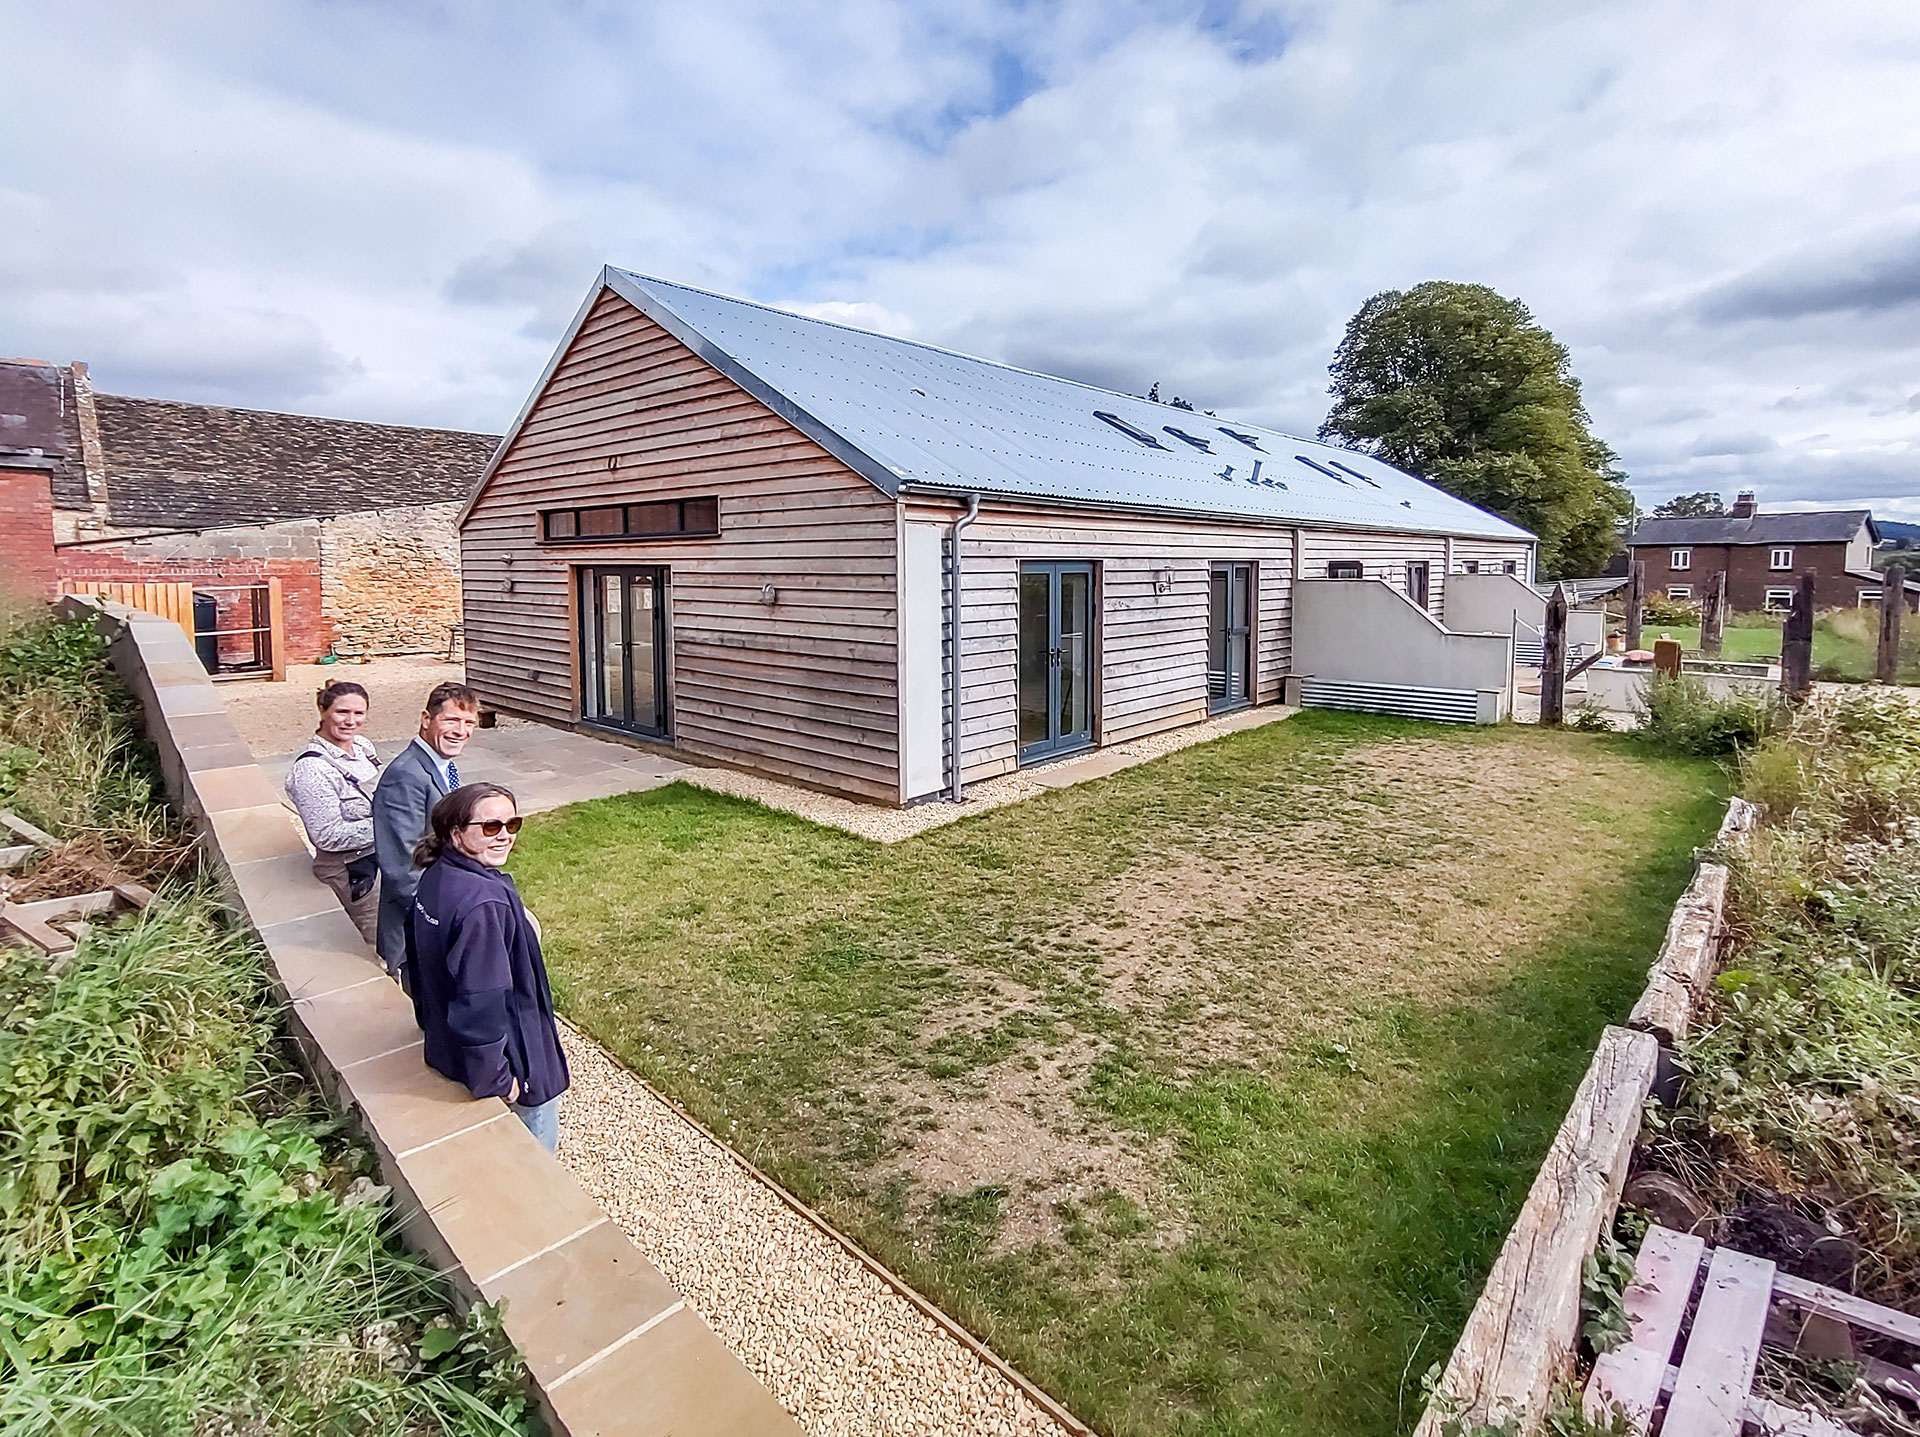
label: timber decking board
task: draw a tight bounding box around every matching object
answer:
[1663,1246,1776,1437]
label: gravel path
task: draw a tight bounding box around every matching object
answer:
[222,656,468,754]
[555,1025,1080,1437]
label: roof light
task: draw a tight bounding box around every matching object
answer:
[1295,454,1352,485]
[1218,427,1265,451]
[1094,411,1168,449]
[1163,426,1214,452]
[1329,460,1381,489]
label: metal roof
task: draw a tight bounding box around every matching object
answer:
[1628,511,1876,547]
[535,269,1535,543]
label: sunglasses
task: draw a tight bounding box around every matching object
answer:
[463,817,523,837]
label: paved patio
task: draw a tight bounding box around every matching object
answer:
[257,720,689,816]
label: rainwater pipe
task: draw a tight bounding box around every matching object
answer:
[946,493,982,802]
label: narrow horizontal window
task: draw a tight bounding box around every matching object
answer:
[1667,585,1692,600]
[1326,560,1363,579]
[539,496,722,544]
[1094,411,1167,449]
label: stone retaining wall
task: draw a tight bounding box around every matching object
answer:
[69,595,800,1437]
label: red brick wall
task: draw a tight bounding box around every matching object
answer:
[1630,540,1900,611]
[0,466,59,601]
[54,552,335,660]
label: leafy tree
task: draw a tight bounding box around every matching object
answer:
[1319,281,1634,578]
[1652,491,1725,518]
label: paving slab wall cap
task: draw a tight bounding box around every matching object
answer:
[73,594,802,1437]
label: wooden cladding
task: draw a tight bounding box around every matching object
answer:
[542,495,720,543]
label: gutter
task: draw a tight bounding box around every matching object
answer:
[946,494,981,803]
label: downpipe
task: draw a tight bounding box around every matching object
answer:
[946,494,981,803]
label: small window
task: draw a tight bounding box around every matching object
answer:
[539,496,721,543]
[1462,560,1479,574]
[1094,411,1168,449]
[1764,588,1795,612]
[1667,585,1692,600]
[1326,560,1363,579]
[1163,426,1214,452]
[1296,454,1352,485]
[1670,548,1691,570]
[1860,590,1883,607]
[1770,547,1793,570]
[1502,559,1518,575]
[1218,427,1265,451]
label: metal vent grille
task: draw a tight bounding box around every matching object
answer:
[1298,679,1484,724]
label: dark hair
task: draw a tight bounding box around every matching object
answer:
[424,681,481,717]
[316,680,370,713]
[413,782,517,869]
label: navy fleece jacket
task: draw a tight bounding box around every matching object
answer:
[406,848,570,1108]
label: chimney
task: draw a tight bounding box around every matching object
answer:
[1730,491,1758,519]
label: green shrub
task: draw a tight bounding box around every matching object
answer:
[1634,673,1780,757]
[1640,593,1699,627]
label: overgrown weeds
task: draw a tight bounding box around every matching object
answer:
[1646,689,1920,1306]
[1634,672,1782,758]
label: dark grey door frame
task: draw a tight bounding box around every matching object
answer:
[1406,560,1431,611]
[1209,561,1253,713]
[1018,561,1096,763]
[578,565,668,737]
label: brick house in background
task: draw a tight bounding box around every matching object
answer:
[0,358,497,660]
[1625,491,1920,614]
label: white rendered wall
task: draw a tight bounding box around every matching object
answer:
[899,522,947,801]
[1294,578,1513,693]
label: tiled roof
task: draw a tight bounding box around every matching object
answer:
[1628,511,1875,547]
[96,394,499,529]
[0,361,89,507]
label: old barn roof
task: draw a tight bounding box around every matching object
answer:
[0,360,89,507]
[1628,511,1876,547]
[96,395,499,529]
[469,267,1536,543]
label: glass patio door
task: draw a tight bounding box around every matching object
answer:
[1018,562,1095,763]
[579,566,666,736]
[1209,562,1252,712]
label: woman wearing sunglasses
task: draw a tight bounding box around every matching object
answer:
[406,782,569,1152]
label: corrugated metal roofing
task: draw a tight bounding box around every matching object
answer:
[598,269,1534,543]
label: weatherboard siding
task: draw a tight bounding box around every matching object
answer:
[1450,537,1536,584]
[461,290,902,803]
[903,499,1296,785]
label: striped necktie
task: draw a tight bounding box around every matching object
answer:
[446,761,459,790]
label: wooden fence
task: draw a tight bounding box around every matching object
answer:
[56,578,285,681]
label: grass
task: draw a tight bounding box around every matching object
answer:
[1648,607,1920,682]
[514,711,1724,1437]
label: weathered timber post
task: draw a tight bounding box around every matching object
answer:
[1782,573,1815,702]
[1623,561,1645,653]
[1700,571,1727,657]
[1877,562,1904,683]
[1540,582,1569,725]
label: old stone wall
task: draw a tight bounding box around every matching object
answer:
[317,500,463,656]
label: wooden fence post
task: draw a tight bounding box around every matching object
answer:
[1540,583,1568,725]
[1877,562,1904,683]
[1700,571,1726,657]
[1623,561,1644,653]
[1782,574,1815,702]
[266,578,286,683]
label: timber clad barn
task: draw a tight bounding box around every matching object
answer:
[459,268,1537,805]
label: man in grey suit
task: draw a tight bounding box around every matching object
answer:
[372,681,480,975]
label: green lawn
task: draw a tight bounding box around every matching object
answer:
[1648,607,1920,681]
[511,713,1722,1437]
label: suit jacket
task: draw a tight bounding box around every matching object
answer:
[373,740,451,969]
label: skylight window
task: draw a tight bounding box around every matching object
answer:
[1094,411,1168,449]
[1218,427,1265,451]
[1163,426,1214,452]
[1329,460,1382,489]
[1295,454,1352,485]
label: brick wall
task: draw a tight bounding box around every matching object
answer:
[0,465,59,600]
[55,552,332,661]
[1631,540,1900,612]
[318,499,463,656]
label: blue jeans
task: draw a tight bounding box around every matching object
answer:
[514,1096,561,1153]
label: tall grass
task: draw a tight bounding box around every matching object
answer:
[0,606,534,1435]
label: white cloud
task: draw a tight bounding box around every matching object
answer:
[2,0,1918,520]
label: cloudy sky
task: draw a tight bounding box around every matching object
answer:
[5,1,1919,513]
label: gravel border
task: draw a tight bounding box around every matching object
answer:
[677,706,1298,843]
[555,1024,1082,1437]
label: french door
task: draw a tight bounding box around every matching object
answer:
[1209,562,1253,713]
[578,567,667,736]
[1018,562,1096,763]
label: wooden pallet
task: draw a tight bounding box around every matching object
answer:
[0,810,153,956]
[1587,1224,1920,1435]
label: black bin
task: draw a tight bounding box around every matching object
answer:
[192,592,219,674]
